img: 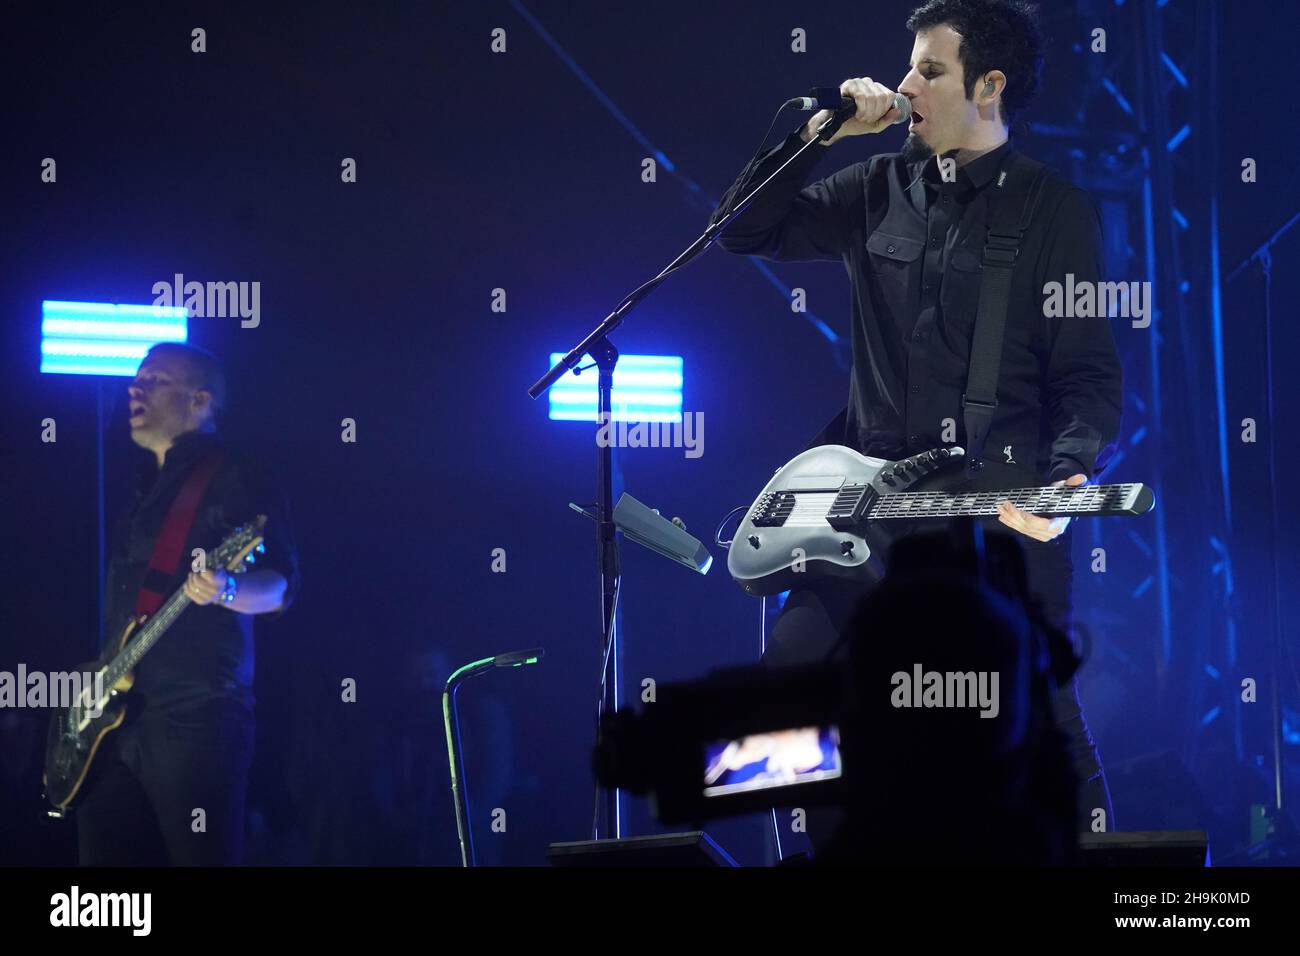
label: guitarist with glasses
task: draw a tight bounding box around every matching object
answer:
[72,342,300,866]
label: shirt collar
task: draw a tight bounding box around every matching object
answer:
[136,429,223,492]
[165,428,221,464]
[920,139,1013,196]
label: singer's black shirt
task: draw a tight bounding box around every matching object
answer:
[709,129,1123,483]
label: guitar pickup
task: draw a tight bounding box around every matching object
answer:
[826,484,874,531]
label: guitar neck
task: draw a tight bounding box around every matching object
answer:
[103,589,193,688]
[868,482,1151,520]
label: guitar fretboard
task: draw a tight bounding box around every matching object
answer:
[868,482,1145,520]
[103,589,194,690]
[71,589,194,728]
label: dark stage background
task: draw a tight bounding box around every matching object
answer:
[2,0,1297,866]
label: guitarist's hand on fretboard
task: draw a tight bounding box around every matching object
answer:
[182,568,230,605]
[995,473,1088,542]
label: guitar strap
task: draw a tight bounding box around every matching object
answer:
[132,451,225,618]
[961,150,1051,474]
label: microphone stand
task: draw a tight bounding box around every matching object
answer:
[528,103,857,842]
[443,649,544,867]
[1225,214,1300,862]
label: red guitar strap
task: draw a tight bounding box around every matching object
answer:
[132,451,225,618]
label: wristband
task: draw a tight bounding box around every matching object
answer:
[220,572,239,605]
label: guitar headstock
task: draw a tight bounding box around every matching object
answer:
[210,515,268,573]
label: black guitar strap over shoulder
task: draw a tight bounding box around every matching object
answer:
[962,150,1050,473]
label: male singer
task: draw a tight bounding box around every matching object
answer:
[709,0,1123,841]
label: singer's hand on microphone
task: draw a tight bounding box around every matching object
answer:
[802,77,903,145]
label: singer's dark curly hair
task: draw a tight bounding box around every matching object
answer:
[906,0,1044,130]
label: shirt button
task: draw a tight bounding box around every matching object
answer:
[909,434,922,445]
[931,237,941,246]
[910,384,921,394]
[924,283,933,292]
[886,244,896,254]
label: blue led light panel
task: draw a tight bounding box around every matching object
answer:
[547,353,684,422]
[41,300,188,377]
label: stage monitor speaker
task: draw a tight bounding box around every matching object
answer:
[546,831,738,867]
[1108,750,1221,834]
[1079,830,1209,866]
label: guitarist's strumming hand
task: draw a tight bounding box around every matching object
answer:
[995,473,1087,543]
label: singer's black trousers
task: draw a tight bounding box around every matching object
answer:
[764,539,1114,857]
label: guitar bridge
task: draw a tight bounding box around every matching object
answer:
[750,491,795,527]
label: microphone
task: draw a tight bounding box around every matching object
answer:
[445,648,545,685]
[492,648,545,668]
[786,87,911,125]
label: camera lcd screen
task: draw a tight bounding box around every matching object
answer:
[702,726,842,797]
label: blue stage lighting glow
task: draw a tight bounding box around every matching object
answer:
[40,300,188,376]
